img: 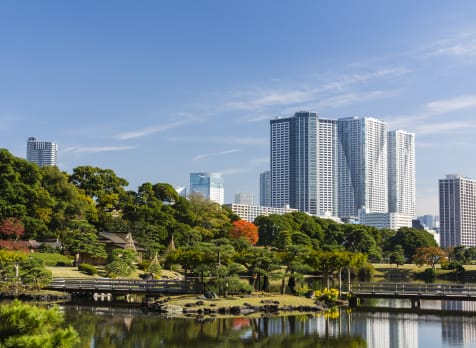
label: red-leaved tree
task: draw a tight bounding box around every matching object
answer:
[0,217,25,242]
[231,220,259,245]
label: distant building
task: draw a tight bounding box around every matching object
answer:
[190,172,224,205]
[259,171,271,207]
[225,203,297,223]
[174,186,187,197]
[26,137,58,167]
[360,212,413,230]
[234,192,254,205]
[417,215,436,229]
[439,174,476,248]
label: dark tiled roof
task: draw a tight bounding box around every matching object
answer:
[98,232,145,251]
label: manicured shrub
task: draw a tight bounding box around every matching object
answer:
[78,263,98,275]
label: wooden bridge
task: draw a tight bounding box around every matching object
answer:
[349,282,476,308]
[45,277,201,296]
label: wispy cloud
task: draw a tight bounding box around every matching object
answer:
[425,32,476,57]
[192,149,240,161]
[388,94,476,132]
[168,136,267,145]
[225,67,409,111]
[415,121,476,135]
[116,120,186,140]
[427,95,476,114]
[317,90,394,108]
[62,146,135,154]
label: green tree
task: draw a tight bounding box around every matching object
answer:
[235,247,281,291]
[389,227,437,259]
[106,248,137,278]
[61,220,107,266]
[279,245,313,294]
[69,165,128,229]
[41,166,98,234]
[0,300,79,348]
[20,257,53,290]
[389,245,406,267]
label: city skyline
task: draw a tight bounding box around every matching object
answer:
[2,2,476,215]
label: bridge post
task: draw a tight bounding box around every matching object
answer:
[349,296,359,308]
[410,299,420,309]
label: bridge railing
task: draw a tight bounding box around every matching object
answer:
[350,282,476,296]
[47,277,201,293]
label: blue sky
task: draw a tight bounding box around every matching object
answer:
[1,1,476,216]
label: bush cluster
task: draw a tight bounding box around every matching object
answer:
[78,263,98,275]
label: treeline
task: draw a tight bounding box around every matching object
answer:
[0,148,440,265]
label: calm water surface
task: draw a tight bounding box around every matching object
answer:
[62,299,476,348]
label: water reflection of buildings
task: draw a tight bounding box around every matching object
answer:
[441,301,476,346]
[350,311,418,348]
[249,308,419,348]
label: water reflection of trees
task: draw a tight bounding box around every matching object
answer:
[63,307,366,348]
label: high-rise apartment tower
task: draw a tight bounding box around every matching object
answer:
[26,137,58,167]
[337,117,388,217]
[270,112,337,216]
[439,174,476,248]
[388,130,416,217]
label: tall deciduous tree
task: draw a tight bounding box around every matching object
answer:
[230,220,259,245]
[413,247,446,269]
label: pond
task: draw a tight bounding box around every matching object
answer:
[61,299,476,348]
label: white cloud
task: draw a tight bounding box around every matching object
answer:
[116,121,186,140]
[317,90,394,108]
[192,149,240,161]
[425,33,476,57]
[427,95,476,114]
[168,136,267,145]
[415,121,476,135]
[62,146,135,154]
[224,67,409,111]
[387,94,476,132]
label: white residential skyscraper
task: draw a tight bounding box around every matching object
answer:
[439,174,476,248]
[270,111,337,216]
[269,112,414,222]
[190,172,224,205]
[338,117,388,217]
[26,137,58,167]
[388,130,416,217]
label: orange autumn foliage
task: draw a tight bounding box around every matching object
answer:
[231,220,259,245]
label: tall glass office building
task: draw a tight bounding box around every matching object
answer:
[270,112,337,216]
[189,172,224,205]
[26,137,58,167]
[439,174,476,247]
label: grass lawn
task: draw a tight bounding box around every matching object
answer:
[167,293,317,308]
[47,266,185,279]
